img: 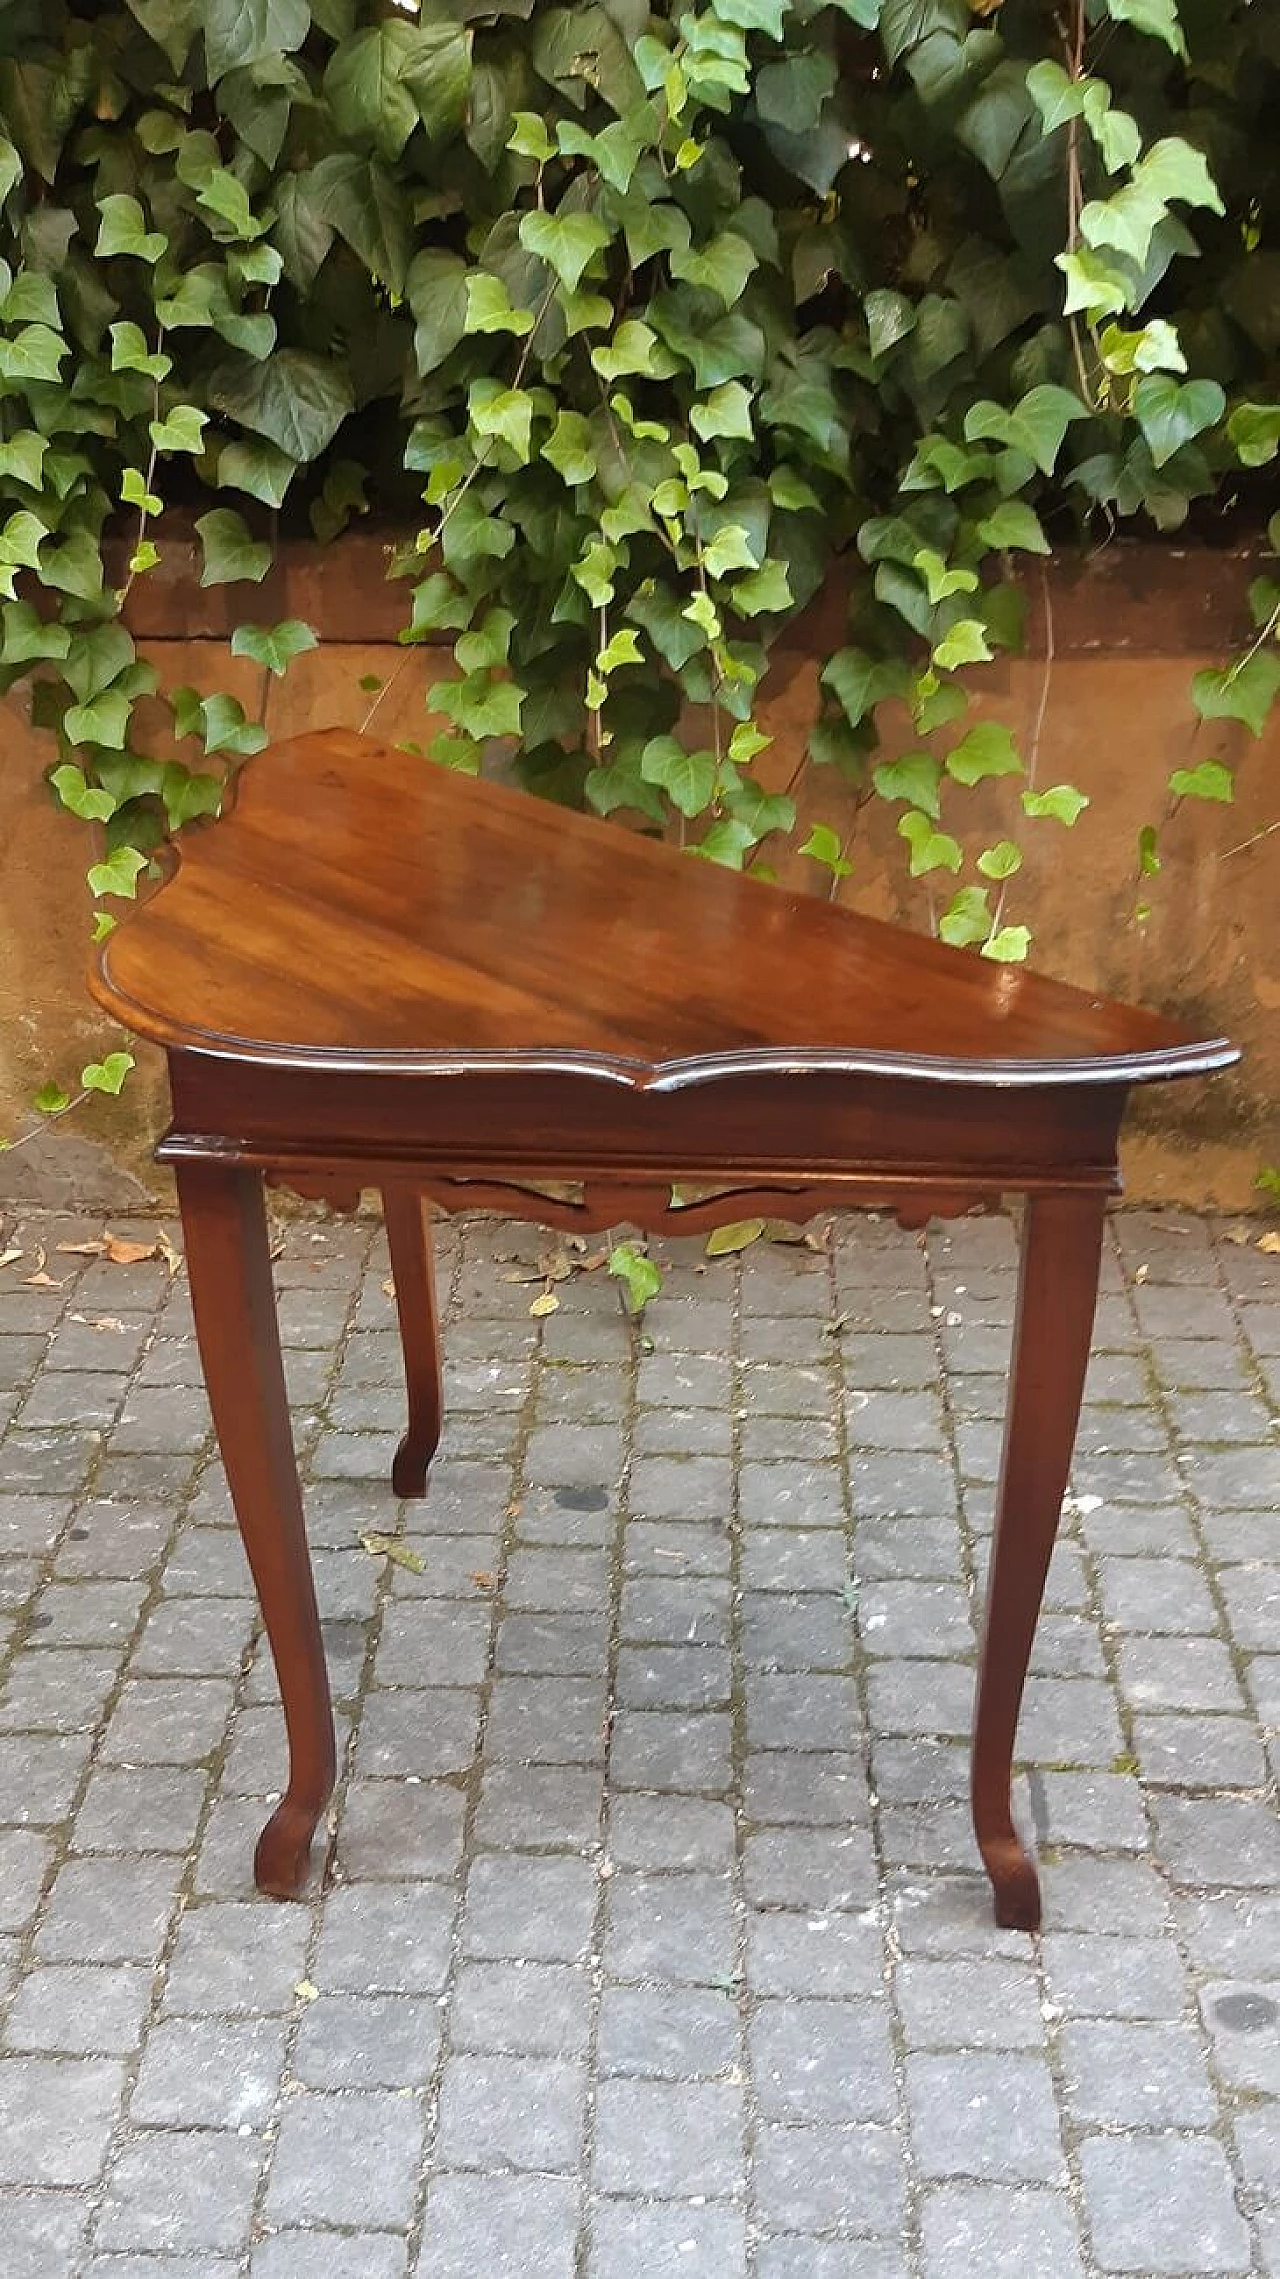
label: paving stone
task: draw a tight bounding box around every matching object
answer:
[906,2053,1065,2183]
[252,2233,406,2279]
[451,1961,592,2057]
[165,1900,312,2013]
[131,2015,287,2125]
[1117,1634,1246,1713]
[0,2191,89,2279]
[35,1857,177,1966]
[593,2077,744,2197]
[609,1791,735,1871]
[336,1776,466,1880]
[97,2129,262,2253]
[313,1881,455,1993]
[1131,1710,1269,1790]
[265,2089,424,2228]
[750,1997,895,2124]
[587,2198,747,2279]
[1151,1793,1280,1888]
[756,2242,908,2279]
[744,1825,878,1911]
[604,1870,736,1985]
[73,1766,208,1856]
[1060,2018,1216,2127]
[1097,1554,1220,1635]
[463,1854,597,1963]
[610,1708,732,1793]
[1041,1932,1187,2020]
[897,1957,1044,2050]
[743,1750,870,1828]
[920,2184,1087,2279]
[1197,1977,1280,2094]
[436,2052,584,2171]
[414,2171,578,2279]
[1078,2133,1250,2273]
[7,1963,152,2055]
[354,1686,481,1779]
[752,2120,905,2234]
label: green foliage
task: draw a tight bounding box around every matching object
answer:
[0,0,1274,1024]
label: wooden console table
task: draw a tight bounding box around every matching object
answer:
[91,731,1236,1929]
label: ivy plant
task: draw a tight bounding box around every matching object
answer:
[0,0,1276,1103]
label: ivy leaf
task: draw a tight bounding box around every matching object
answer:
[800,823,853,880]
[946,722,1022,785]
[705,1218,766,1256]
[406,250,468,376]
[715,0,787,38]
[608,1241,662,1314]
[1022,784,1089,825]
[939,884,991,947]
[510,111,556,163]
[149,405,208,456]
[95,193,167,264]
[591,320,676,382]
[0,430,47,489]
[692,382,754,443]
[1104,1,1186,59]
[822,648,911,726]
[1057,249,1128,320]
[981,925,1032,962]
[198,692,268,756]
[693,818,757,867]
[324,22,471,161]
[2,602,70,666]
[542,410,596,486]
[898,810,962,877]
[33,1081,71,1116]
[976,838,1023,879]
[230,619,319,676]
[702,524,759,580]
[519,210,611,293]
[1168,759,1233,803]
[1133,377,1226,468]
[1228,403,1280,471]
[64,692,132,750]
[731,561,792,615]
[933,619,993,671]
[109,322,171,382]
[469,381,534,463]
[977,500,1049,554]
[87,848,148,900]
[464,273,535,337]
[1079,180,1167,268]
[1140,137,1224,217]
[874,752,942,819]
[195,507,271,586]
[204,0,310,81]
[209,351,353,464]
[219,437,296,509]
[81,1050,136,1092]
[670,232,758,308]
[436,671,523,740]
[966,385,1088,477]
[197,167,267,242]
[913,548,977,604]
[50,763,116,822]
[641,736,716,817]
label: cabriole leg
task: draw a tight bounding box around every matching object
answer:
[383,1186,444,1498]
[972,1188,1107,1930]
[178,1160,335,1898]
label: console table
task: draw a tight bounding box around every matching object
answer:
[90,730,1236,1928]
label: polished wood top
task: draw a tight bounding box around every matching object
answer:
[91,730,1236,1090]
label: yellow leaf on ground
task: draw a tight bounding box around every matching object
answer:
[1258,1231,1280,1255]
[705,1219,766,1257]
[357,1530,424,1573]
[529,1290,560,1316]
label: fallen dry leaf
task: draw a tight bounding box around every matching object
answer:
[1133,1263,1150,1284]
[470,1571,497,1591]
[357,1529,424,1573]
[1258,1231,1280,1255]
[382,1276,396,1298]
[1224,1224,1250,1246]
[156,1231,183,1276]
[56,1232,162,1266]
[69,1313,128,1333]
[293,1979,319,2004]
[580,1249,609,1273]
[0,1247,22,1270]
[529,1289,560,1317]
[24,1271,66,1290]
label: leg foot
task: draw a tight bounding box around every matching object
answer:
[383,1187,444,1499]
[972,1189,1107,1932]
[178,1161,336,1901]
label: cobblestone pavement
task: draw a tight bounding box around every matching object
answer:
[0,1202,1278,2279]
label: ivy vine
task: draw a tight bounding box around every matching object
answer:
[0,0,1277,1138]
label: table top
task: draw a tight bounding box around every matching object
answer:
[91,730,1236,1092]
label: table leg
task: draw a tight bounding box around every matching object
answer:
[382,1187,444,1498]
[177,1161,335,1899]
[972,1188,1107,1930]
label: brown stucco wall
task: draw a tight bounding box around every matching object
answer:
[1,539,1275,1209]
